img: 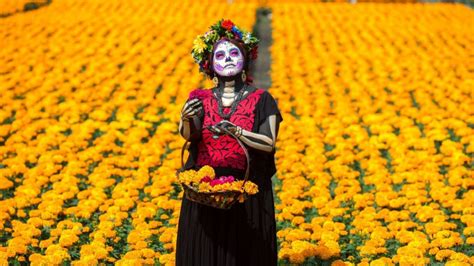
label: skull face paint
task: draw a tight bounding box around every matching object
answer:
[212,40,244,77]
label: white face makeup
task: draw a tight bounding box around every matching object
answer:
[212,40,244,77]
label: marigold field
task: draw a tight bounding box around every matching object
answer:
[0,0,473,265]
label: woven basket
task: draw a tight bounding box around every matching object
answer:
[177,125,251,210]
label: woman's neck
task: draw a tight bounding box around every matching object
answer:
[217,75,245,93]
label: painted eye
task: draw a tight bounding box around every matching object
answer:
[215,52,225,60]
[230,49,240,57]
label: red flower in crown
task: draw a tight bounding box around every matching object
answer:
[221,19,234,31]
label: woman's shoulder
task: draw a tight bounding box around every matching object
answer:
[254,89,283,120]
[259,89,280,106]
[245,84,265,97]
[250,87,276,98]
[259,89,277,99]
[251,88,274,103]
[255,88,266,95]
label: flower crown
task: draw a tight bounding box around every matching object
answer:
[192,19,260,77]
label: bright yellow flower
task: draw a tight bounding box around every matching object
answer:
[192,36,206,54]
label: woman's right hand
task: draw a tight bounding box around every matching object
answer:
[181,98,203,122]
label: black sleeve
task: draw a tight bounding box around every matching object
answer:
[249,91,283,182]
[258,91,283,125]
[257,91,283,140]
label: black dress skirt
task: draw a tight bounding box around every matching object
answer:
[175,88,283,266]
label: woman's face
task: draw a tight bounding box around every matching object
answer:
[212,40,244,77]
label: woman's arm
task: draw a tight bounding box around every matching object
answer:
[217,114,281,153]
[238,114,280,153]
[179,116,203,140]
[179,98,203,140]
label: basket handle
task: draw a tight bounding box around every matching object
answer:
[179,125,250,189]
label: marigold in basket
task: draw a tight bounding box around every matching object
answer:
[178,165,259,197]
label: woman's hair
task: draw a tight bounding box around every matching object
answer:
[207,37,249,78]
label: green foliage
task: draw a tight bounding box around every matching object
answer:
[109,216,133,259]
[23,0,52,13]
[339,232,368,264]
[304,207,319,223]
[379,148,394,174]
[329,178,337,199]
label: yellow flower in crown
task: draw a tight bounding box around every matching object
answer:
[193,36,206,54]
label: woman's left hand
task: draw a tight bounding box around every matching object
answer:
[216,120,243,137]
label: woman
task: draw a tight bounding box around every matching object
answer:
[175,19,283,266]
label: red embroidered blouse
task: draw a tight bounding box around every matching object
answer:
[195,88,265,170]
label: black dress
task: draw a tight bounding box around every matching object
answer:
[176,86,284,266]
